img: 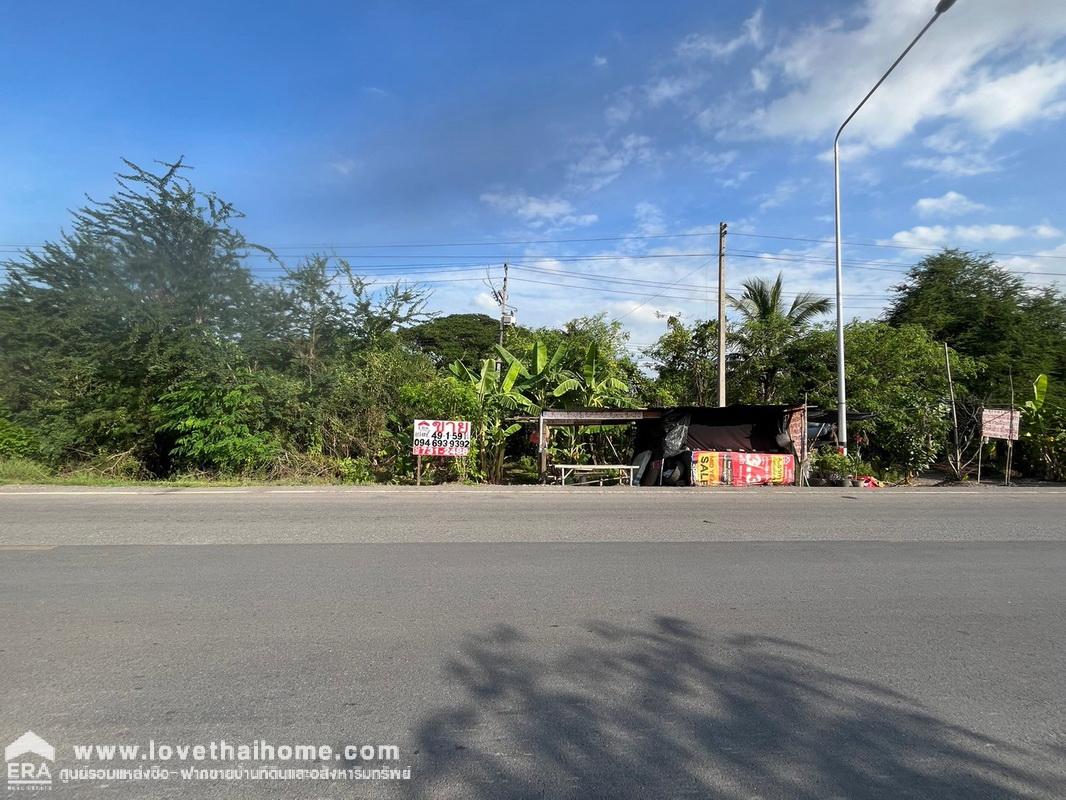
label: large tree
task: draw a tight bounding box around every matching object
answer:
[784,322,975,478]
[403,313,500,367]
[0,158,265,467]
[886,250,1066,401]
[644,316,720,406]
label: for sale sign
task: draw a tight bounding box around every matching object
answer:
[981,408,1020,441]
[412,419,472,457]
[691,451,796,486]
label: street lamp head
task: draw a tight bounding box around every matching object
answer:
[935,0,957,12]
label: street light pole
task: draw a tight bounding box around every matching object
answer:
[833,0,956,454]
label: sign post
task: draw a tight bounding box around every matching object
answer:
[411,419,472,485]
[979,408,1020,486]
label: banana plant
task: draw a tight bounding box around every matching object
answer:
[1022,374,1065,480]
[551,342,630,408]
[495,339,569,410]
[547,342,632,466]
[449,358,534,482]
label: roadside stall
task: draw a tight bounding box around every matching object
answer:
[536,404,808,486]
[632,405,806,486]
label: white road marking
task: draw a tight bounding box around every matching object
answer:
[0,487,1064,497]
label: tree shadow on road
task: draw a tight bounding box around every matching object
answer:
[405,617,1062,799]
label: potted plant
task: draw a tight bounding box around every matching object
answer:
[810,450,852,487]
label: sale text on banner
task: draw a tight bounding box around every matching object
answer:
[412,419,472,457]
[691,451,796,486]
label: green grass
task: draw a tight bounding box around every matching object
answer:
[0,458,335,488]
[0,457,54,484]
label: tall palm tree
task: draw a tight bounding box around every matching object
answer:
[728,273,833,327]
[727,273,832,402]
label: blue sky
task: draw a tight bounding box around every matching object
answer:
[3,0,1065,349]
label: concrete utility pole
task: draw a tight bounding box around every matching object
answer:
[498,262,510,348]
[717,221,727,408]
[833,0,957,454]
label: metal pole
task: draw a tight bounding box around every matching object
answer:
[717,221,727,407]
[1006,370,1015,487]
[976,434,983,485]
[944,342,961,477]
[833,143,847,453]
[832,3,952,455]
[538,415,547,484]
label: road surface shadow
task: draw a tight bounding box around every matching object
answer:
[405,617,1061,799]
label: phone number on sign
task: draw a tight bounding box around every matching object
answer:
[412,444,469,456]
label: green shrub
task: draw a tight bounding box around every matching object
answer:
[0,415,37,460]
[153,371,280,474]
[335,456,374,483]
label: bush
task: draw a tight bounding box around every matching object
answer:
[0,415,36,459]
[153,371,280,474]
[335,456,374,483]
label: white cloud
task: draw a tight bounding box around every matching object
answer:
[604,95,635,127]
[905,153,999,177]
[567,133,655,193]
[479,191,598,228]
[1032,223,1064,238]
[948,60,1066,132]
[682,147,737,172]
[922,127,969,154]
[473,291,499,312]
[594,55,608,67]
[634,202,666,236]
[751,67,770,92]
[610,300,681,326]
[885,222,1060,248]
[740,0,1066,152]
[757,179,799,211]
[327,158,359,177]
[914,191,987,218]
[720,170,753,189]
[646,76,701,106]
[677,9,764,61]
[998,242,1066,280]
[907,125,1002,175]
[952,224,1028,242]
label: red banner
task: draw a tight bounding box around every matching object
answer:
[691,451,795,486]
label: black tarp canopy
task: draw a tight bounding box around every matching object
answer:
[632,405,798,486]
[635,405,795,457]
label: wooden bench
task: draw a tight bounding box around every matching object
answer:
[554,464,639,486]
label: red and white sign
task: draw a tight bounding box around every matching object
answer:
[981,408,1020,441]
[691,451,796,486]
[412,419,472,457]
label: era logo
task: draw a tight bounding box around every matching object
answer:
[5,732,54,791]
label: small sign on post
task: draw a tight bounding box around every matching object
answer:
[981,408,1020,441]
[412,419,472,485]
[980,407,1020,487]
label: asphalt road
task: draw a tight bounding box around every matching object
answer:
[2,487,1065,799]
[2,485,1065,544]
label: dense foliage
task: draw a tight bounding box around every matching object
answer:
[1,161,1063,483]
